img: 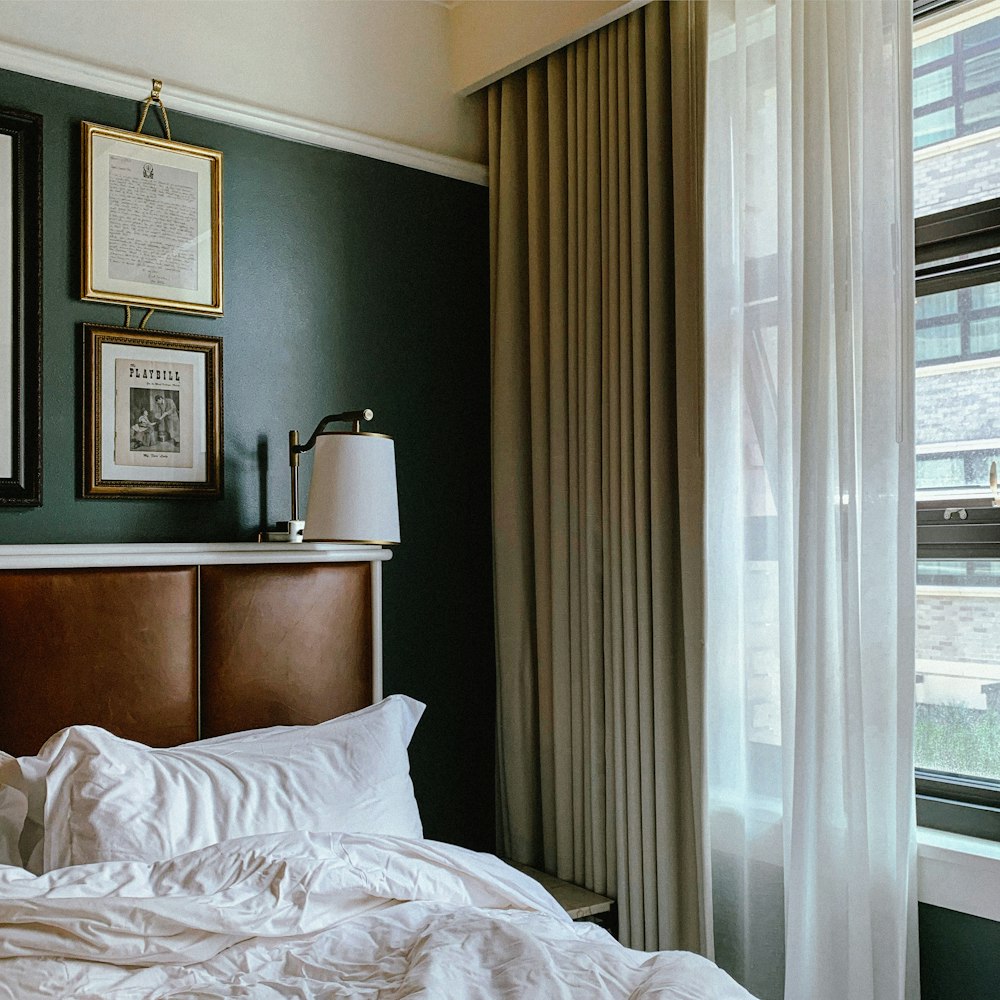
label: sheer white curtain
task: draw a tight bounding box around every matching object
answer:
[702,3,918,1000]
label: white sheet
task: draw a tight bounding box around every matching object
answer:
[0,832,754,999]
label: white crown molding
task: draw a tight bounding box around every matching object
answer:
[0,39,488,186]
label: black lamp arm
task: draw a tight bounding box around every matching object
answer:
[288,409,373,522]
[293,409,374,457]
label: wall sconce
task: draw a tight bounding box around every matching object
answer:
[288,409,400,545]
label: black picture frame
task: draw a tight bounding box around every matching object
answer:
[0,107,42,507]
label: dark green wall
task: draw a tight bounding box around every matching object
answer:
[920,903,1000,1000]
[0,67,495,851]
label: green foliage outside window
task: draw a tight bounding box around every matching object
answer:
[915,703,1000,781]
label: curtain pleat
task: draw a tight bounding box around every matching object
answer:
[490,1,706,953]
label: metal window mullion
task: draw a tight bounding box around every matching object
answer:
[913,92,959,117]
[956,23,967,135]
[960,284,972,357]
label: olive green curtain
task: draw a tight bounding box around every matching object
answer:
[489,0,708,953]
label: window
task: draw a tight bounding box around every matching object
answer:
[914,0,1000,823]
[914,14,1000,150]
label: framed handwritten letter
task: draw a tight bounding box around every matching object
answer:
[82,324,223,498]
[81,123,223,316]
[0,107,42,507]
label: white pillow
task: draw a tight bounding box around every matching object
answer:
[5,713,410,874]
[43,695,425,870]
[1,721,292,871]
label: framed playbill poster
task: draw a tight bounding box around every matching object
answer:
[82,324,222,498]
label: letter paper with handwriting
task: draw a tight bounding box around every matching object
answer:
[108,155,199,290]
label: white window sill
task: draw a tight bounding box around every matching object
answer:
[918,826,1000,922]
[712,807,1000,923]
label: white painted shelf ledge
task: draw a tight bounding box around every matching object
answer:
[0,542,393,569]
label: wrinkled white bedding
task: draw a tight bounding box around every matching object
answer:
[0,832,754,999]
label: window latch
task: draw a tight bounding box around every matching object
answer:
[991,461,998,509]
[943,508,968,521]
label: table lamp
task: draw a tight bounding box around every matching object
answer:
[288,409,400,544]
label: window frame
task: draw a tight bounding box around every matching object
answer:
[913,0,1000,834]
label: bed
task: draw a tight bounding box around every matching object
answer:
[0,542,753,999]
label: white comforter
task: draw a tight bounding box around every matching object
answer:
[0,832,754,999]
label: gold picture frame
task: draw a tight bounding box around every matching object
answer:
[82,323,223,498]
[81,122,223,316]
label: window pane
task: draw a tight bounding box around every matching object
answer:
[914,106,956,149]
[917,354,1000,425]
[915,276,1000,495]
[968,280,1000,358]
[917,322,962,361]
[963,46,1000,91]
[915,129,1000,211]
[917,448,1000,491]
[916,363,996,445]
[972,451,1000,486]
[917,289,958,320]
[970,282,1000,309]
[915,35,954,68]
[970,315,1000,353]
[962,89,1000,130]
[920,560,1000,585]
[964,16,1000,47]
[918,560,972,582]
[914,65,954,107]
[917,455,966,489]
[913,9,1000,212]
[916,560,1000,783]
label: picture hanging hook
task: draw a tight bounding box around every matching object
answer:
[136,78,172,141]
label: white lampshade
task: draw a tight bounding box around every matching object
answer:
[302,432,400,544]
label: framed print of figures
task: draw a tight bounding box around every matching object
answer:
[0,107,42,507]
[81,122,223,316]
[82,324,223,498]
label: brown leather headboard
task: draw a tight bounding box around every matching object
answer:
[0,553,380,756]
[200,563,372,737]
[0,567,199,756]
